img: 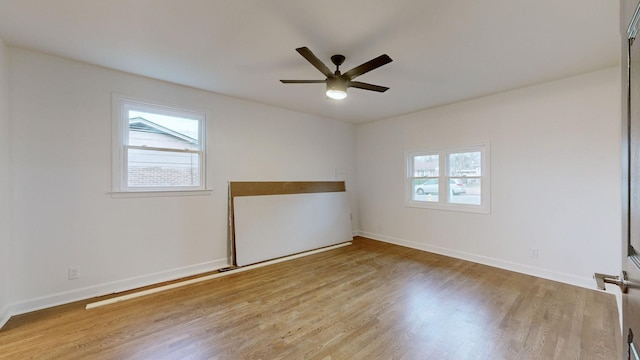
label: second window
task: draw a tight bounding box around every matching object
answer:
[407,145,489,213]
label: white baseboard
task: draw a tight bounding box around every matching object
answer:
[8,258,229,318]
[356,231,599,290]
[0,304,10,330]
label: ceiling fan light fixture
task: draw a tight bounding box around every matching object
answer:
[326,78,347,100]
[281,47,392,100]
[326,88,347,100]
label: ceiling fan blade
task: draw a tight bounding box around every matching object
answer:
[296,47,333,78]
[343,54,393,80]
[348,81,389,92]
[280,80,326,84]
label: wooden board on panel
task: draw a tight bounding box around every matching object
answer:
[229,181,345,198]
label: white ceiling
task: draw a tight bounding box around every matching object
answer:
[0,0,621,124]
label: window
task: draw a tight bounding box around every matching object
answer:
[406,145,490,213]
[112,95,207,194]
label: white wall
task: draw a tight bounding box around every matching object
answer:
[3,44,621,323]
[7,47,357,314]
[357,68,622,288]
[0,38,11,327]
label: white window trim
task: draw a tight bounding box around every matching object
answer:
[405,143,490,214]
[111,94,211,197]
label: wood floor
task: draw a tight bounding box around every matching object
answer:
[0,237,621,359]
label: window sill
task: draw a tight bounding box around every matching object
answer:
[405,200,490,214]
[110,189,213,199]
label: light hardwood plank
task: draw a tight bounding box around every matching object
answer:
[0,237,621,359]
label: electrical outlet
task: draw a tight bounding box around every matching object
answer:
[528,248,539,259]
[68,267,79,280]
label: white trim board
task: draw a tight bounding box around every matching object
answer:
[86,242,352,309]
[7,258,227,318]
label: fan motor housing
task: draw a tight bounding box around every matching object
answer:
[327,77,347,92]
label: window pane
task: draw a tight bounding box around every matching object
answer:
[448,178,481,205]
[127,148,200,188]
[128,110,200,150]
[449,151,481,176]
[413,178,439,202]
[413,155,439,177]
[406,146,488,213]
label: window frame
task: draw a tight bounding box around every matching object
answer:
[405,144,490,214]
[112,94,209,197]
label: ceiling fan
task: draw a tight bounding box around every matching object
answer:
[280,47,393,100]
